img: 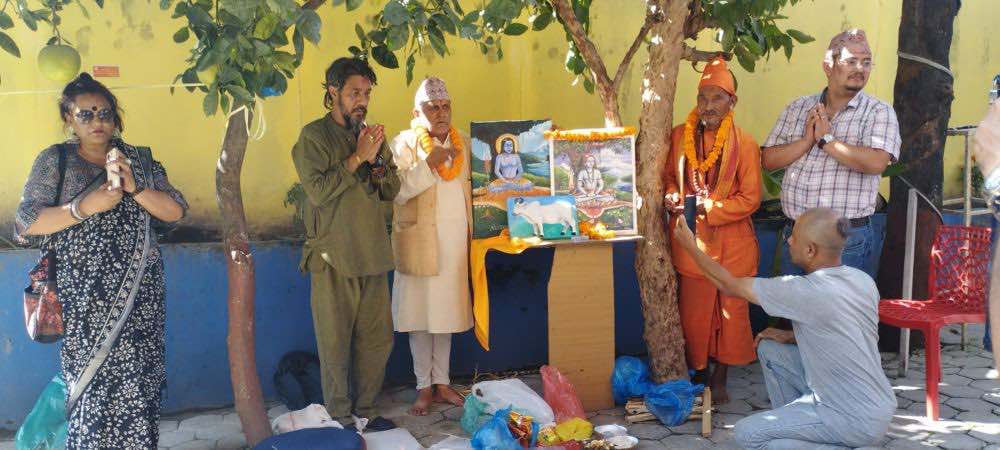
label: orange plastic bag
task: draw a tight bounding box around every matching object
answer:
[540,365,586,422]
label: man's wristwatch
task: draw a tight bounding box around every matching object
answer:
[818,133,835,149]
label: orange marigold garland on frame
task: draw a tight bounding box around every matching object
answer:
[683,109,733,174]
[415,126,465,181]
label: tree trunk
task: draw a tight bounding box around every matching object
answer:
[634,0,690,383]
[877,0,959,349]
[217,107,271,446]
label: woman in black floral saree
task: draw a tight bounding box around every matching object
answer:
[16,73,188,449]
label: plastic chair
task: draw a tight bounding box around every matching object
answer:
[879,225,992,420]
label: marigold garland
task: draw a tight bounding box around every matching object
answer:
[683,109,733,174]
[415,126,464,181]
[544,127,637,141]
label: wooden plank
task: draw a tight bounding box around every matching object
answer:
[548,243,615,411]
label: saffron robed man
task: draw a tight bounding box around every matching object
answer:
[662,56,762,404]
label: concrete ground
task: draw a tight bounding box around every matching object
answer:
[2,324,997,450]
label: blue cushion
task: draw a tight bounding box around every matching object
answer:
[252,427,364,450]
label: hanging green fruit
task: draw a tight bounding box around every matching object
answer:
[38,44,81,83]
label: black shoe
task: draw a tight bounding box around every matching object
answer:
[365,416,397,432]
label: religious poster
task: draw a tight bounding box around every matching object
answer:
[506,195,579,240]
[470,119,553,238]
[549,128,638,235]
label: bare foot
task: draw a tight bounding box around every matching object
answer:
[433,384,465,407]
[410,387,433,416]
[709,363,730,405]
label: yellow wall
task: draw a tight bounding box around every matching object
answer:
[1,0,996,238]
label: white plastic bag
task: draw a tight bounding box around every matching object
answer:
[428,436,474,450]
[471,379,556,426]
[363,428,423,450]
[270,403,343,434]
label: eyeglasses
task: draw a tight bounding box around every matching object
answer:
[838,58,874,70]
[73,108,115,124]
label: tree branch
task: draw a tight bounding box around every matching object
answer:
[681,43,730,62]
[550,0,613,90]
[551,0,621,126]
[612,12,660,93]
[682,0,716,40]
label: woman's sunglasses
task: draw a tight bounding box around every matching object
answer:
[73,108,115,124]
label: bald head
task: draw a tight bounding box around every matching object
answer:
[796,208,850,252]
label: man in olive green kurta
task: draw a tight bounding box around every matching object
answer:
[291,58,401,427]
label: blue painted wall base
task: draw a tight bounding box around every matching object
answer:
[0,241,647,430]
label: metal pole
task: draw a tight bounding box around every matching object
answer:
[899,188,918,378]
[962,134,973,350]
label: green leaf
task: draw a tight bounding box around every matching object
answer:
[297,10,322,44]
[531,8,552,31]
[219,92,231,113]
[734,46,756,72]
[254,13,279,40]
[355,23,367,43]
[226,85,254,104]
[383,1,409,26]
[583,76,595,94]
[172,2,188,19]
[94,0,104,7]
[882,162,907,178]
[741,36,764,56]
[762,170,782,197]
[20,11,37,31]
[431,14,456,35]
[450,0,464,15]
[503,22,527,36]
[346,0,363,12]
[186,5,213,28]
[330,0,345,5]
[565,51,585,75]
[173,27,190,43]
[221,0,255,23]
[0,31,20,57]
[203,89,219,116]
[786,29,815,44]
[371,45,399,69]
[266,0,299,24]
[427,25,447,56]
[386,24,409,51]
[46,36,58,45]
[293,28,304,58]
[181,69,199,92]
[0,11,12,29]
[159,0,172,10]
[348,45,363,57]
[405,53,415,85]
[781,35,793,60]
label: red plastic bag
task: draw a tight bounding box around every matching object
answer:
[540,365,586,422]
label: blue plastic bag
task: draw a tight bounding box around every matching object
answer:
[252,427,363,450]
[644,379,705,427]
[611,356,653,405]
[15,374,68,450]
[471,408,521,450]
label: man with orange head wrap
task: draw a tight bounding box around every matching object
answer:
[662,56,762,403]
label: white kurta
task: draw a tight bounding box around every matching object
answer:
[390,130,473,333]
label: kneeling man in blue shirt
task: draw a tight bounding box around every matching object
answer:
[673,207,896,449]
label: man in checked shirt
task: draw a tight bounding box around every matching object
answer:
[753,29,901,347]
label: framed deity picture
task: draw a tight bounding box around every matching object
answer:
[549,128,638,235]
[506,195,580,240]
[470,119,553,238]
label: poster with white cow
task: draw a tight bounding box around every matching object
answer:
[506,195,580,240]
